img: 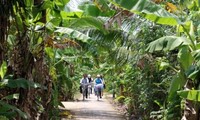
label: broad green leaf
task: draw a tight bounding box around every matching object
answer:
[197,24,200,36]
[159,61,169,71]
[61,11,83,19]
[79,4,102,17]
[192,49,200,66]
[55,27,92,42]
[180,0,200,10]
[185,65,199,80]
[69,17,106,33]
[1,94,19,100]
[176,21,191,34]
[189,21,195,41]
[46,22,55,32]
[196,43,200,49]
[94,0,111,12]
[64,0,85,12]
[50,66,57,80]
[62,48,79,55]
[0,105,10,115]
[196,0,200,7]
[178,46,193,71]
[55,50,62,59]
[54,0,70,10]
[45,47,55,60]
[32,1,52,23]
[40,0,53,10]
[1,78,44,89]
[177,90,200,101]
[79,1,114,17]
[48,10,62,26]
[49,17,62,26]
[0,61,7,79]
[23,0,33,7]
[0,101,28,119]
[168,74,186,101]
[61,11,83,27]
[146,36,191,53]
[62,56,78,63]
[185,0,199,10]
[7,35,15,46]
[110,0,181,25]
[15,13,23,31]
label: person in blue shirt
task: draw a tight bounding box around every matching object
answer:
[94,74,103,98]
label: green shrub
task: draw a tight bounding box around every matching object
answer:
[115,96,125,104]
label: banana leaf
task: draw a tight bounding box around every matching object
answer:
[177,90,200,102]
[146,36,191,53]
[0,78,45,89]
[55,27,92,43]
[110,0,181,25]
[0,101,28,119]
[1,94,19,100]
[0,61,7,79]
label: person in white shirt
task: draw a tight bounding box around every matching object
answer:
[80,74,89,98]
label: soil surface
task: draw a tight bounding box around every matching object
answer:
[61,92,125,120]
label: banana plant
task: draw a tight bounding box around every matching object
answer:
[110,0,200,119]
[0,0,75,119]
[0,61,45,119]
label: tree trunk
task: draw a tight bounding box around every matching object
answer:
[33,0,53,119]
[12,0,51,119]
[0,0,9,64]
[0,0,53,119]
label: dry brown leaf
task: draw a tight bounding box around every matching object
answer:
[59,110,73,119]
[165,2,177,13]
[152,0,163,4]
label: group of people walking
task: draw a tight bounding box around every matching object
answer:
[80,74,105,99]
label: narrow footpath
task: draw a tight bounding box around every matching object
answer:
[61,93,125,120]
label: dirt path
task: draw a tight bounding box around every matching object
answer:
[61,93,125,120]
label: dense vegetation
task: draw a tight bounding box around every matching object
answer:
[0,0,200,120]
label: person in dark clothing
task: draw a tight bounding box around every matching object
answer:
[88,74,93,94]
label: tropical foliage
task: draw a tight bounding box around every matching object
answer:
[1,0,200,120]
